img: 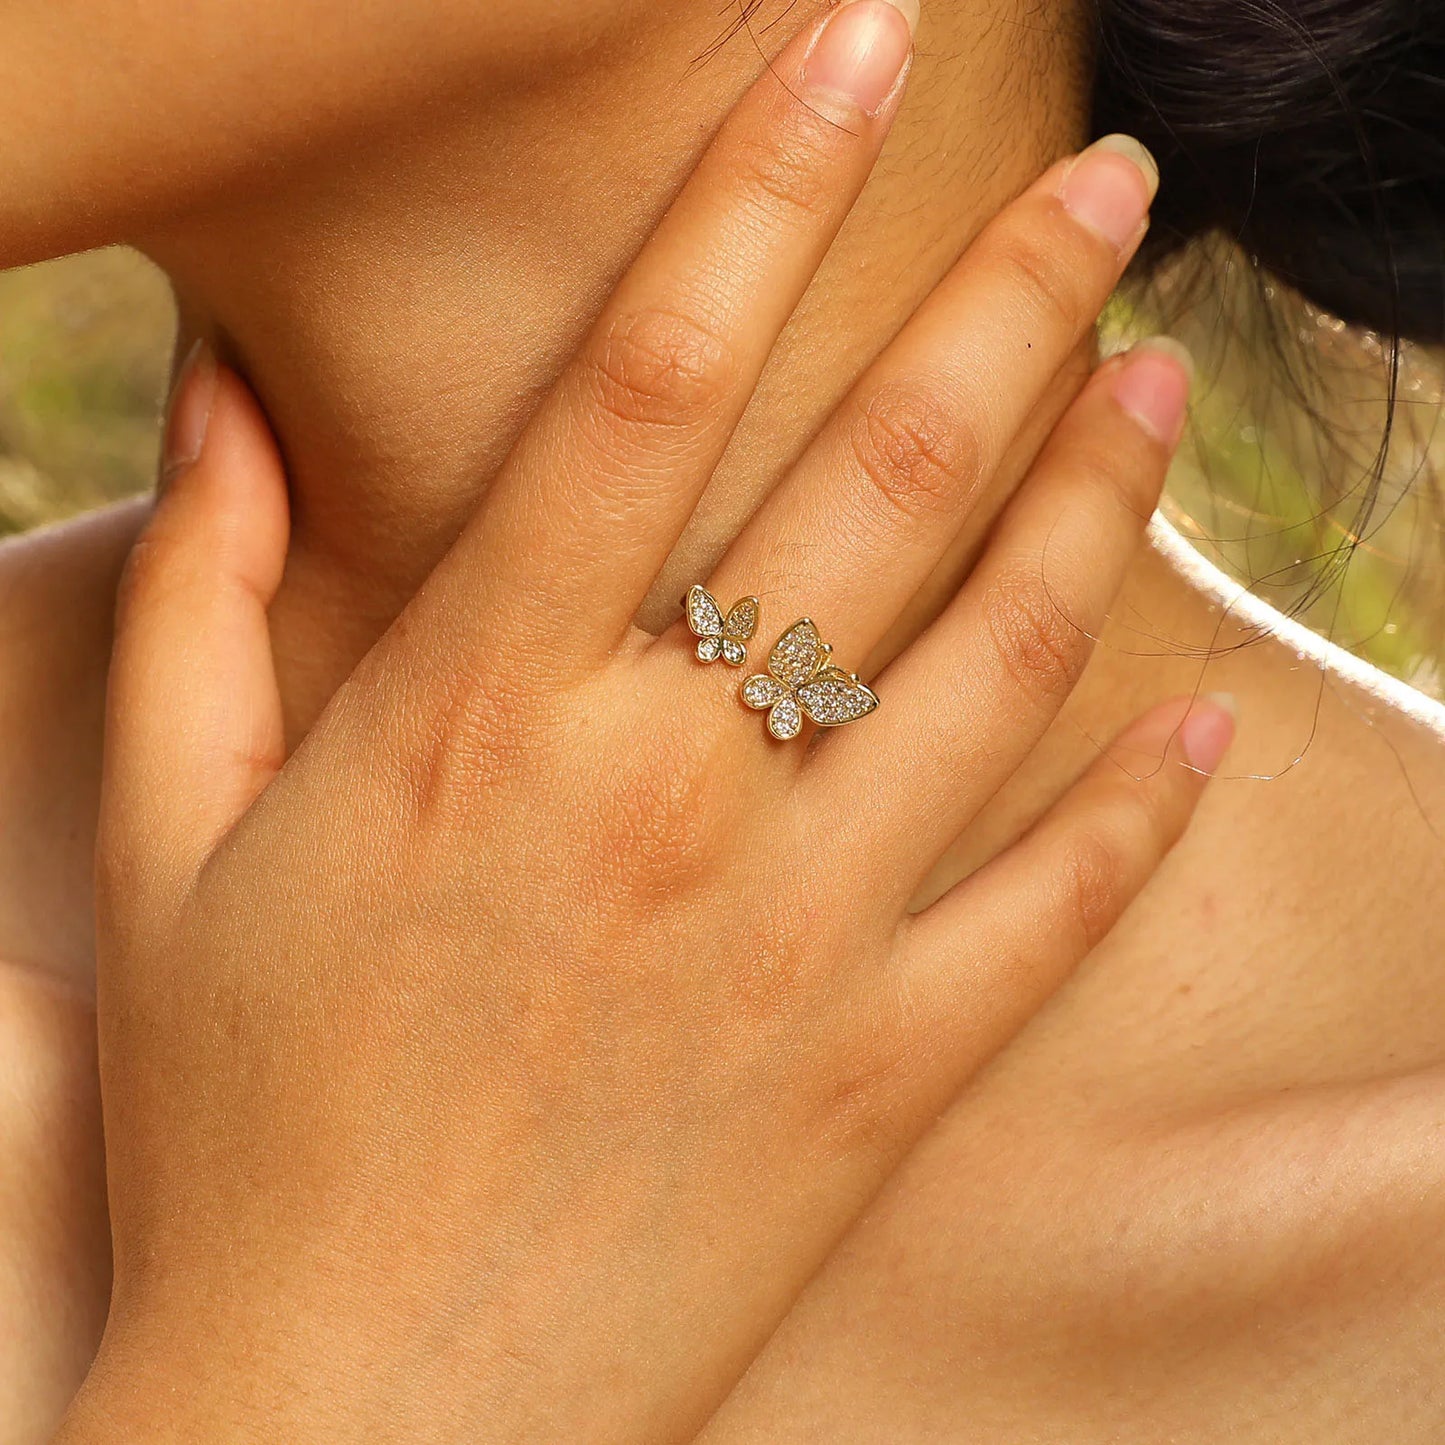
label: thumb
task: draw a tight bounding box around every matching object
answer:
[101,342,290,896]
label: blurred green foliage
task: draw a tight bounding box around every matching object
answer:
[0,248,174,534]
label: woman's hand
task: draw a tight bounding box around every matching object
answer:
[67,2,1229,1439]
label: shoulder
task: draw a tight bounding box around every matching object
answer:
[0,498,149,993]
[0,498,149,665]
[0,961,108,1442]
[0,501,147,1439]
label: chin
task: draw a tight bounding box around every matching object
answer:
[0,0,690,267]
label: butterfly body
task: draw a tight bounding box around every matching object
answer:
[686,586,760,667]
[741,619,879,740]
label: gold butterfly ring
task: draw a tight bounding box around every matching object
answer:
[684,585,760,667]
[740,618,879,741]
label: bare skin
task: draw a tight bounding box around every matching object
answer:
[2,0,1444,1437]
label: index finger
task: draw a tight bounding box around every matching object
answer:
[417,0,919,669]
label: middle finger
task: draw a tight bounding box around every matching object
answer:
[690,135,1157,676]
[433,0,918,668]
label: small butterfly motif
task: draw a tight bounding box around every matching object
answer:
[740,618,879,740]
[685,585,760,667]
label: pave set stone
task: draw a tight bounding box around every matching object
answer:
[766,694,804,740]
[794,675,877,725]
[686,585,759,668]
[740,618,878,741]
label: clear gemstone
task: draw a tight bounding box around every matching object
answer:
[696,635,723,663]
[769,619,825,689]
[687,585,723,638]
[721,638,746,666]
[797,676,878,726]
[742,674,786,709]
[724,596,759,642]
[768,697,803,740]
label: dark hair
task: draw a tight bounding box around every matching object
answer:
[1093,1,1445,345]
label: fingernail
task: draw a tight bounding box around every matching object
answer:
[1058,134,1159,252]
[803,0,917,117]
[1112,336,1194,447]
[1182,693,1238,775]
[161,339,218,484]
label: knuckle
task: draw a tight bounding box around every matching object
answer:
[842,381,985,524]
[114,529,172,625]
[582,305,736,434]
[808,984,919,1166]
[721,845,819,1022]
[402,663,543,831]
[729,110,842,224]
[991,225,1090,335]
[979,562,1089,708]
[587,738,730,904]
[729,912,811,1022]
[1068,438,1141,517]
[1067,428,1160,522]
[1059,815,1142,953]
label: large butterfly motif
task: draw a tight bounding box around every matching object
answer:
[686,585,760,666]
[740,619,879,740]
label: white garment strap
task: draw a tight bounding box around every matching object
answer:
[1148,511,1445,743]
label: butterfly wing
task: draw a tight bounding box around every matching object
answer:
[742,672,803,738]
[797,666,879,727]
[686,585,727,662]
[685,585,725,640]
[767,695,804,740]
[723,596,760,642]
[720,597,759,666]
[768,618,828,688]
[741,674,788,710]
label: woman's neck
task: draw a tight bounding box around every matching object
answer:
[135,0,1434,839]
[143,0,1090,732]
